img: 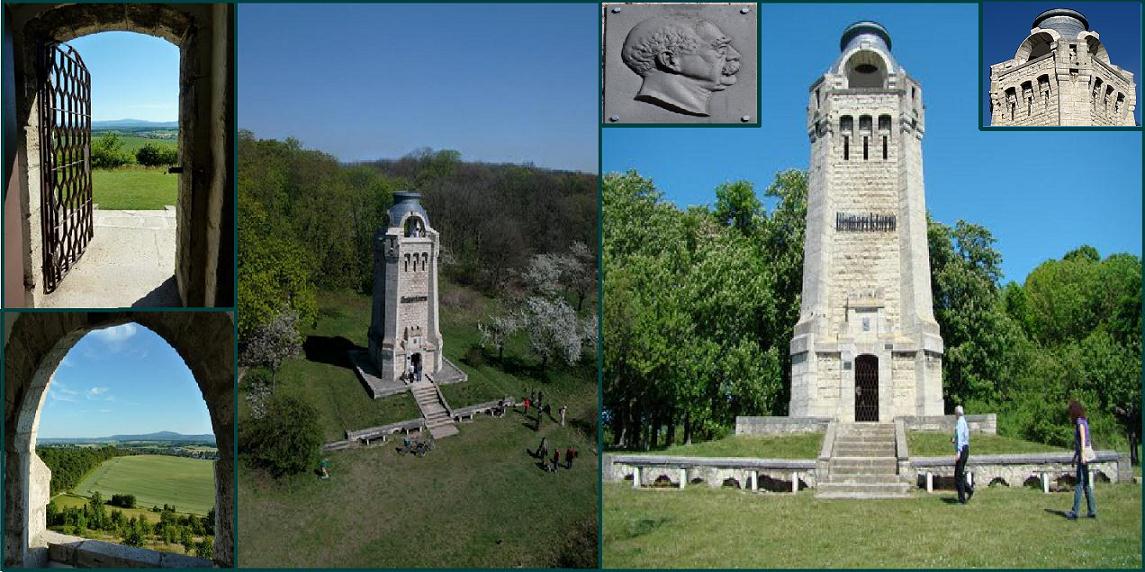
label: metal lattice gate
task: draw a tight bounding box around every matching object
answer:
[38,42,94,294]
[854,355,879,422]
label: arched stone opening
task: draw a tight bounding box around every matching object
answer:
[842,50,889,89]
[651,474,677,488]
[1014,30,1059,63]
[1082,34,1109,64]
[3,312,234,567]
[721,477,741,489]
[2,3,233,308]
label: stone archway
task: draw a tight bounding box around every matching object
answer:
[3,312,234,567]
[3,3,234,308]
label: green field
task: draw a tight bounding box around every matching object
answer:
[74,455,215,515]
[238,283,598,567]
[93,166,177,209]
[604,482,1141,568]
[612,433,824,459]
[102,134,178,155]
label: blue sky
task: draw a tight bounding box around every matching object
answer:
[68,32,178,122]
[982,2,1142,127]
[603,3,1142,284]
[238,3,598,172]
[38,323,212,439]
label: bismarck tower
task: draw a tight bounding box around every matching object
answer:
[368,192,445,387]
[789,22,944,423]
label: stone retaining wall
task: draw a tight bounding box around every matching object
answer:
[900,414,997,434]
[735,416,832,435]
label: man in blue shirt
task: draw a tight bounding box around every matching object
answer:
[952,405,974,503]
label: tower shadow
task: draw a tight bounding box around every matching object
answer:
[303,336,358,370]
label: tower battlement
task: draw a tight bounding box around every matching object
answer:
[989,8,1136,126]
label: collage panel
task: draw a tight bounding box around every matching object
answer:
[983,1,1141,128]
[233,3,600,568]
[602,2,1141,568]
[2,3,235,310]
[3,2,239,570]
[3,311,235,567]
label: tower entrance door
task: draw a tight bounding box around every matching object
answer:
[854,355,879,422]
[410,352,423,381]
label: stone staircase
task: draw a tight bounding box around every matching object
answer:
[816,423,911,499]
[410,380,458,439]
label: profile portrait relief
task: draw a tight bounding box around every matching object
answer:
[621,15,742,116]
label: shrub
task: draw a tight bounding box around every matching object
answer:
[91,133,132,168]
[136,143,178,167]
[463,345,486,367]
[239,394,322,477]
[110,493,136,508]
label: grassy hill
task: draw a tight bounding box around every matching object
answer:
[74,455,215,515]
[238,281,598,567]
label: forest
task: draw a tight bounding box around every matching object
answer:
[37,446,131,496]
[237,132,597,341]
[603,170,1141,453]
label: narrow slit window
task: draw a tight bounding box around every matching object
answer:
[882,136,887,160]
[863,137,868,161]
[843,136,849,160]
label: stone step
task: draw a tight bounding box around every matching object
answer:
[824,474,906,485]
[815,490,913,500]
[834,447,895,457]
[429,423,459,439]
[819,482,911,494]
[829,458,898,473]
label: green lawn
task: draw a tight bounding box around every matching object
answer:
[238,282,598,567]
[73,455,215,515]
[909,431,1070,457]
[612,433,824,459]
[93,166,177,209]
[604,482,1141,568]
[266,286,596,443]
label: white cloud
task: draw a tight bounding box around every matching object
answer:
[87,387,109,399]
[89,323,138,343]
[47,376,79,402]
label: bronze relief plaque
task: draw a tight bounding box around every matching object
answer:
[603,3,758,125]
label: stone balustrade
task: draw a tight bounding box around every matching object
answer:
[604,454,817,492]
[911,451,1129,493]
[44,530,211,568]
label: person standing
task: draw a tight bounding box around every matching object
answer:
[952,405,974,504]
[1066,399,1098,520]
[559,405,567,427]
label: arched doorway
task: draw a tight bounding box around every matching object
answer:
[854,354,879,422]
[410,352,423,381]
[3,312,234,567]
[2,3,234,308]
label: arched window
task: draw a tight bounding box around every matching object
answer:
[404,216,425,238]
[858,115,872,133]
[840,115,853,133]
[877,115,891,131]
[404,254,410,272]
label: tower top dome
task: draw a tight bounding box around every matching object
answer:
[388,191,430,228]
[1032,8,1088,37]
[840,21,892,52]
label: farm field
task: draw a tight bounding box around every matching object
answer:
[238,282,598,567]
[604,482,1141,568]
[93,166,177,210]
[95,133,178,154]
[74,455,215,515]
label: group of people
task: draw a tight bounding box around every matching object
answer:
[521,390,568,430]
[951,400,1097,519]
[534,436,578,472]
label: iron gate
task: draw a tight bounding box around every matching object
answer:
[854,355,879,422]
[38,41,94,294]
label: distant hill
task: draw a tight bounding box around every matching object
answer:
[93,119,178,129]
[40,431,215,444]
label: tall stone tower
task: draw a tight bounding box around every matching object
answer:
[368,192,444,385]
[789,22,944,423]
[990,8,1136,126]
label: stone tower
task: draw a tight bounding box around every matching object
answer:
[368,192,444,385]
[789,22,944,423]
[990,8,1136,126]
